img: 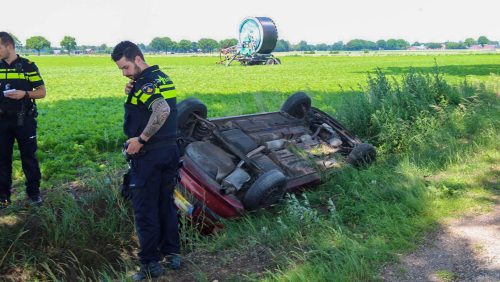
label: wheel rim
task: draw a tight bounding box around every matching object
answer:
[259,185,283,206]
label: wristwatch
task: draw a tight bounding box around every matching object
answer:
[24,91,29,99]
[138,136,147,145]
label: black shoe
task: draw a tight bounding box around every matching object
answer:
[164,253,181,270]
[131,261,164,281]
[0,194,11,208]
[28,195,43,205]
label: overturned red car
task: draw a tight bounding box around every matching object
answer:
[173,92,376,228]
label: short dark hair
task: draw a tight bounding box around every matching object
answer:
[111,41,145,62]
[0,32,15,48]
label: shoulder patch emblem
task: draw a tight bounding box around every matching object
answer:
[141,83,155,94]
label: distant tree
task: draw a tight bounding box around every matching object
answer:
[411,41,422,46]
[148,37,175,52]
[445,41,466,49]
[177,39,193,52]
[464,38,476,47]
[294,40,311,51]
[314,43,329,51]
[191,41,198,52]
[425,42,443,49]
[219,38,238,49]
[330,41,344,51]
[376,39,387,50]
[197,38,219,52]
[26,36,51,55]
[477,36,489,46]
[76,44,99,54]
[60,36,77,54]
[386,39,409,50]
[163,37,176,52]
[386,39,397,49]
[149,37,165,52]
[97,44,112,54]
[396,39,410,50]
[345,39,362,50]
[170,41,179,52]
[345,39,377,51]
[275,39,291,52]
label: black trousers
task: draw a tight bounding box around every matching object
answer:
[129,144,180,264]
[0,116,41,197]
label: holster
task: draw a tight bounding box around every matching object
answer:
[120,169,132,200]
[27,103,38,118]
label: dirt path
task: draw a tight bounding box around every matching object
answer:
[153,245,274,282]
[381,196,500,282]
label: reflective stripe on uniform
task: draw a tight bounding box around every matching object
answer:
[26,71,42,82]
[138,86,171,104]
[127,72,176,106]
[134,88,176,105]
[129,96,139,105]
[28,75,42,82]
[159,82,176,99]
[159,84,175,91]
[0,70,41,82]
[161,89,176,99]
[126,92,139,105]
[0,73,26,79]
[136,89,147,104]
[138,92,149,104]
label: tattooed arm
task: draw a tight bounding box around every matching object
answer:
[141,98,171,140]
[125,98,170,154]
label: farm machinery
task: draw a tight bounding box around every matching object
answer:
[218,17,281,66]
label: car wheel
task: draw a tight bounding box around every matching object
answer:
[347,143,376,167]
[177,98,207,137]
[243,169,286,210]
[266,58,276,65]
[280,92,311,119]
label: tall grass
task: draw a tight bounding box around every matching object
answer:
[335,63,481,155]
[0,175,135,280]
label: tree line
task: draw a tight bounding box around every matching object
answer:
[9,33,497,55]
[275,36,497,51]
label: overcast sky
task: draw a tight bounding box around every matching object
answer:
[3,0,499,47]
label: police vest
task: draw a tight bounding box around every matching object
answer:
[0,55,43,112]
[124,65,177,144]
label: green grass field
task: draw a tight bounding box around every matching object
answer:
[21,53,499,186]
[1,53,499,281]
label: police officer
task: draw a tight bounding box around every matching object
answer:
[111,41,180,281]
[0,32,46,207]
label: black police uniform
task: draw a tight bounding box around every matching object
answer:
[125,65,180,264]
[0,55,43,200]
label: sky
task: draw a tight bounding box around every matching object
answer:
[3,0,499,47]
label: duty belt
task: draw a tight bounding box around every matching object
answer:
[143,139,177,151]
[124,138,178,160]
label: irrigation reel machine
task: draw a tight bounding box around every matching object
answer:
[219,17,281,66]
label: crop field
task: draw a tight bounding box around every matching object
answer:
[13,53,499,187]
[1,53,499,281]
